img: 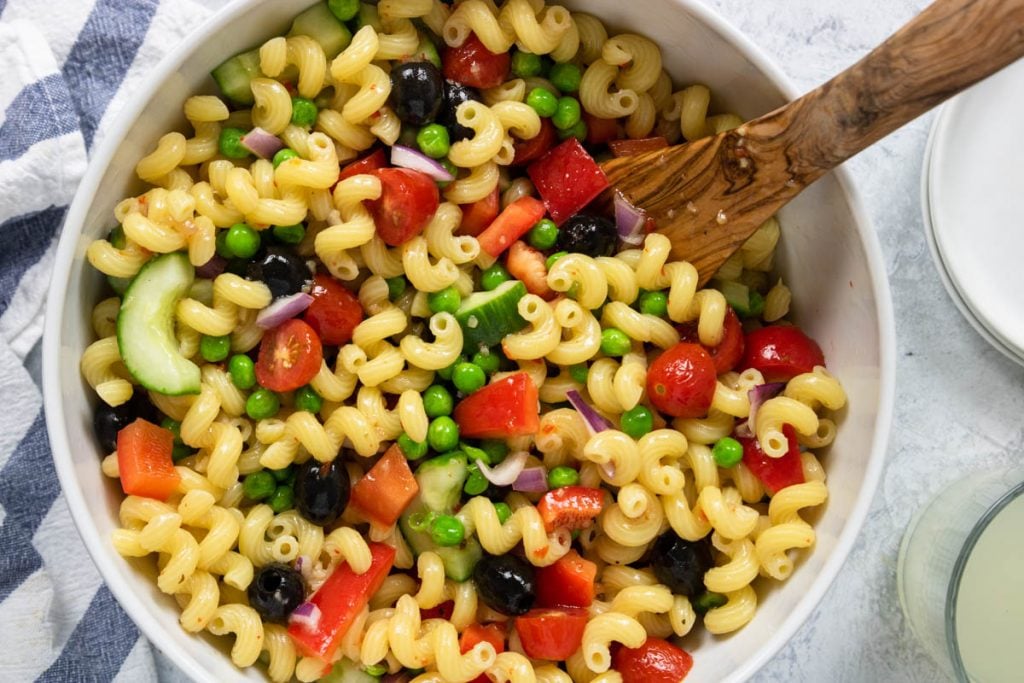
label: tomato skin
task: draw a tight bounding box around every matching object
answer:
[528,138,610,226]
[117,419,179,501]
[337,147,387,182]
[739,424,805,494]
[255,318,324,392]
[366,168,440,246]
[742,325,825,382]
[350,444,419,528]
[457,187,501,236]
[613,637,694,683]
[420,601,454,621]
[583,112,620,146]
[535,550,597,608]
[476,196,547,257]
[514,608,588,660]
[505,241,554,299]
[513,118,557,165]
[453,372,540,438]
[442,34,510,89]
[677,307,745,374]
[303,274,364,346]
[608,136,669,157]
[646,343,717,418]
[460,623,505,683]
[536,486,604,533]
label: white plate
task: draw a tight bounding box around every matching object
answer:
[927,58,1024,361]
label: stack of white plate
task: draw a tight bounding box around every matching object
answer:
[923,58,1024,365]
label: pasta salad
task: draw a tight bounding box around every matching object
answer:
[82,1,847,681]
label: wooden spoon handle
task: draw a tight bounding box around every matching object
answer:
[754,0,1024,184]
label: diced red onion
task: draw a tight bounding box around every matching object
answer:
[289,602,321,631]
[195,254,227,279]
[747,382,786,434]
[256,292,314,329]
[613,191,646,246]
[733,422,753,439]
[513,466,548,492]
[566,390,613,435]
[242,127,286,160]
[391,145,454,181]
[477,450,528,487]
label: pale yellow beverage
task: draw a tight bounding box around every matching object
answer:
[953,493,1024,682]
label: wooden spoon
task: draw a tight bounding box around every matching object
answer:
[601,0,1024,285]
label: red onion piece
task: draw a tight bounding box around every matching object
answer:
[391,145,455,181]
[513,466,548,492]
[242,127,286,160]
[194,254,227,279]
[477,450,528,487]
[288,602,321,631]
[613,191,646,246]
[747,382,786,434]
[566,390,613,435]
[256,292,314,329]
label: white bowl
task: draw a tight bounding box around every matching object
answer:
[42,1,896,681]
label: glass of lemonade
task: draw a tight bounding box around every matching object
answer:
[898,467,1024,681]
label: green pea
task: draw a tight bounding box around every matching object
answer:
[549,62,582,94]
[527,218,559,250]
[463,465,489,496]
[272,148,299,168]
[416,123,451,159]
[569,363,589,384]
[452,362,486,394]
[397,432,429,460]
[639,290,669,317]
[268,484,295,513]
[545,251,568,270]
[243,471,276,501]
[200,334,231,362]
[246,388,280,420]
[428,416,460,452]
[225,223,260,259]
[480,264,510,291]
[437,354,467,381]
[385,276,407,301]
[493,502,512,525]
[270,465,294,483]
[430,514,465,546]
[160,417,183,444]
[423,385,454,418]
[327,0,360,21]
[215,229,234,258]
[712,436,744,468]
[362,663,389,678]
[218,127,250,159]
[693,591,728,615]
[511,49,543,77]
[461,442,491,465]
[291,97,318,127]
[228,354,256,389]
[620,405,654,439]
[557,119,587,142]
[480,439,508,464]
[471,350,500,374]
[272,223,305,244]
[427,286,461,314]
[547,466,579,488]
[526,87,558,118]
[600,327,631,356]
[551,97,581,131]
[294,385,323,413]
[172,443,193,462]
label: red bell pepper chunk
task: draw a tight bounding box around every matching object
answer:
[527,138,609,226]
[514,608,588,660]
[288,542,396,660]
[350,444,419,528]
[453,372,540,439]
[338,147,387,182]
[535,550,597,609]
[460,623,506,683]
[608,136,669,157]
[535,486,604,533]
[512,118,557,165]
[739,424,806,495]
[583,112,620,146]
[117,419,179,501]
[476,196,547,257]
[457,187,501,236]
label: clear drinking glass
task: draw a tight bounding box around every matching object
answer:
[897,467,1024,682]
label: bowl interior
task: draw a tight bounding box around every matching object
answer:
[43,1,893,681]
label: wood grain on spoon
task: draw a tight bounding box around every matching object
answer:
[601,0,1024,285]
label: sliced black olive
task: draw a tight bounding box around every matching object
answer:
[649,532,714,597]
[554,214,618,257]
[248,563,305,622]
[246,247,311,299]
[473,554,536,616]
[438,79,481,142]
[93,393,158,453]
[295,458,350,526]
[390,61,444,126]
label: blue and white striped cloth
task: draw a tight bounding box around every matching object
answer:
[0,1,229,680]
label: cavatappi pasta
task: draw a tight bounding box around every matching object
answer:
[84,2,845,681]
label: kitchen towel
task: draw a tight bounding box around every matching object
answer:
[0,0,223,680]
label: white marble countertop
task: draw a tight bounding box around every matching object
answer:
[155,1,1024,681]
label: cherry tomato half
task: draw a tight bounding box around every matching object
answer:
[366,168,440,246]
[255,318,323,392]
[677,307,745,374]
[303,273,364,346]
[646,342,717,418]
[457,187,500,236]
[742,325,825,382]
[337,147,387,183]
[514,608,588,660]
[442,33,511,89]
[612,637,694,683]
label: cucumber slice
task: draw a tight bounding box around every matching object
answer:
[416,452,468,512]
[117,253,202,395]
[289,2,352,59]
[407,33,441,68]
[455,279,529,352]
[355,2,383,32]
[399,500,484,582]
[211,47,262,106]
[320,658,378,683]
[717,279,764,318]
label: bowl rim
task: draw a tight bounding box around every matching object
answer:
[41,1,896,681]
